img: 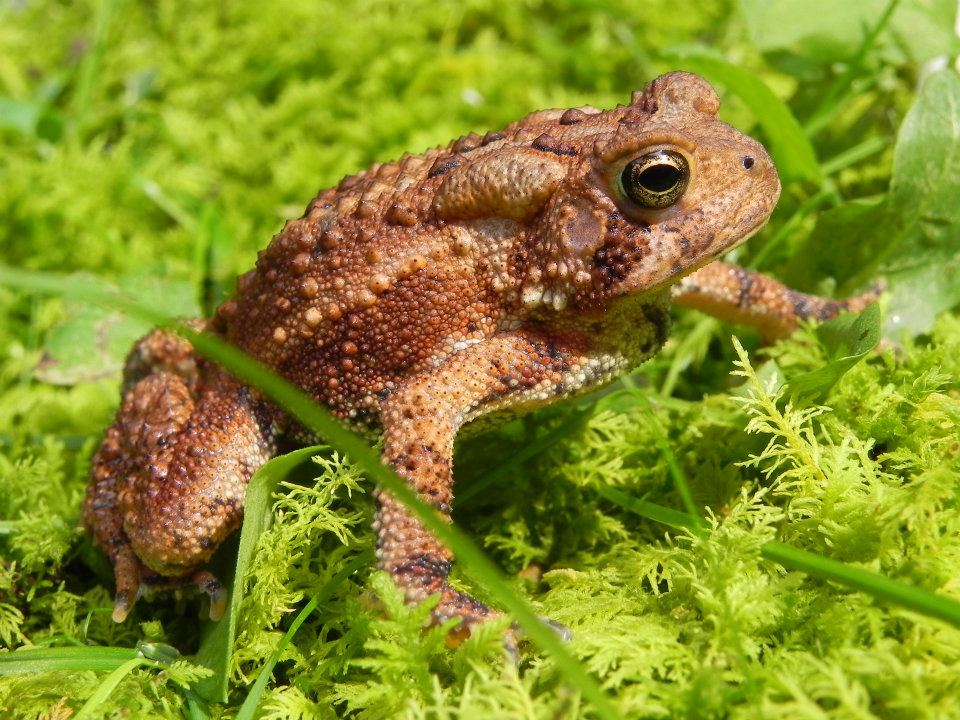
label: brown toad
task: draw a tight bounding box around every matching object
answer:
[85,72,876,628]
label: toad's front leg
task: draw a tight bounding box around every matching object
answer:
[673,261,881,340]
[375,329,585,633]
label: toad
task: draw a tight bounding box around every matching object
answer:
[84,72,877,629]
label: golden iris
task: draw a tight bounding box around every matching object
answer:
[621,150,689,209]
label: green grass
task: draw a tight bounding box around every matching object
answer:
[2,0,960,717]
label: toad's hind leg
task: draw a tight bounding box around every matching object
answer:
[84,330,276,622]
[376,330,583,638]
[673,261,881,341]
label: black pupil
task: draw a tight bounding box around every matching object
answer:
[638,163,680,192]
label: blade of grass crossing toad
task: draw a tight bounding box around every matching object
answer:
[178,327,623,720]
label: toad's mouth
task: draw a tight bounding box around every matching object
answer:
[719,213,770,256]
[624,207,777,302]
[687,197,778,277]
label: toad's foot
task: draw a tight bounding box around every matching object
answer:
[109,546,228,623]
[404,569,571,658]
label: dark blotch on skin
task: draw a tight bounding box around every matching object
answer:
[428,156,460,178]
[789,292,814,319]
[790,291,841,321]
[732,265,754,307]
[394,554,453,579]
[532,133,578,157]
[642,304,671,348]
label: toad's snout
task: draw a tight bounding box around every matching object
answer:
[732,139,781,239]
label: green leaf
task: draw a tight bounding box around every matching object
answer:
[881,70,960,337]
[668,53,822,184]
[739,0,959,64]
[786,303,881,402]
[790,70,960,339]
[0,646,140,675]
[192,445,326,704]
[36,273,200,385]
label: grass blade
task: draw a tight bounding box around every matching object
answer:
[600,487,960,629]
[760,541,960,627]
[0,646,140,675]
[193,445,328,703]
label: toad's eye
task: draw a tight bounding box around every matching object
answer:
[620,150,689,209]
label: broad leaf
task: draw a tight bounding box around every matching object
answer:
[790,70,960,339]
[882,70,960,337]
[36,273,199,384]
[787,303,881,402]
[740,0,960,64]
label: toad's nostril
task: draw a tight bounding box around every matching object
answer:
[742,156,755,170]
